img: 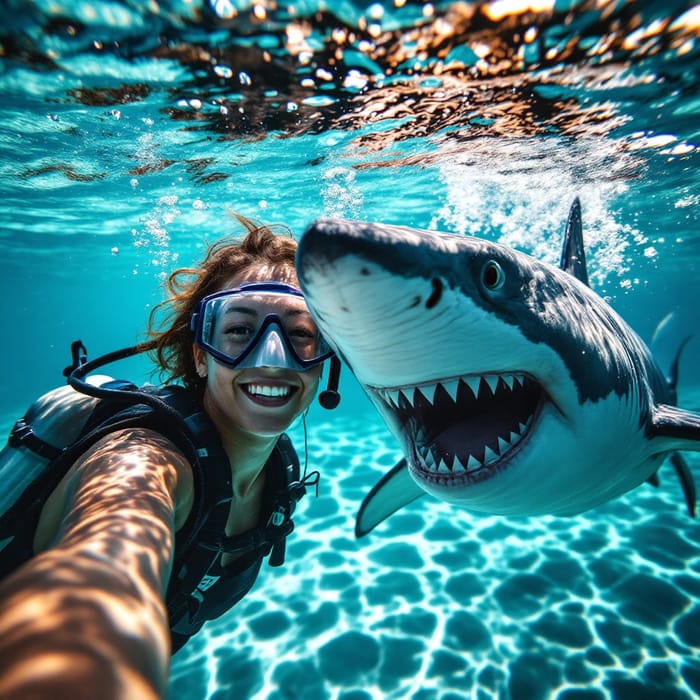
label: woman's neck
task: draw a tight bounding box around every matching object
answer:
[223,432,275,500]
[202,397,277,500]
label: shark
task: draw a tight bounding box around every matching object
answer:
[296,199,700,536]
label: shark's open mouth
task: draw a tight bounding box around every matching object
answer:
[373,373,544,486]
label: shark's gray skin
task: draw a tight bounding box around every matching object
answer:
[296,200,700,536]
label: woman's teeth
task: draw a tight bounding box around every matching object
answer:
[245,384,291,399]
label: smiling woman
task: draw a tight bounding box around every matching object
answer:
[0,214,338,699]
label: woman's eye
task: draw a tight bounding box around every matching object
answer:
[290,328,312,339]
[224,325,253,338]
[289,326,316,343]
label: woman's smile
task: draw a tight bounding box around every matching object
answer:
[239,380,299,406]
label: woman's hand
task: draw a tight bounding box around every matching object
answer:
[0,428,193,700]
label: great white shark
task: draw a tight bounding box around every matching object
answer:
[296,200,700,536]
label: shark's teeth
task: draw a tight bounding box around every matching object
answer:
[425,384,439,405]
[483,375,500,395]
[379,372,529,410]
[414,385,436,406]
[437,458,451,474]
[417,428,525,475]
[443,378,460,402]
[385,388,402,408]
[501,374,514,391]
[483,445,499,464]
[463,376,481,397]
[379,371,540,477]
[467,455,482,470]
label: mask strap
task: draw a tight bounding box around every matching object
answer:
[318,356,341,409]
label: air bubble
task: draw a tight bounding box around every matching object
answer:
[213,65,233,79]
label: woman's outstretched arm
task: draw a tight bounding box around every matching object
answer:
[0,428,193,700]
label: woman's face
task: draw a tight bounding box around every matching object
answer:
[193,266,323,440]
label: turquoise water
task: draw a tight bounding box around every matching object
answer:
[1,1,699,698]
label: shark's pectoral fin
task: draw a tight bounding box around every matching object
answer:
[646,471,660,487]
[355,458,425,538]
[669,452,697,517]
[650,404,700,449]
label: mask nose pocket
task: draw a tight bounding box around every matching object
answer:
[241,324,291,369]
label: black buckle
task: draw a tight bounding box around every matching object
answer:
[8,420,61,461]
[8,419,32,448]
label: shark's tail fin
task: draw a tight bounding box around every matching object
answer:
[647,335,696,517]
[669,452,696,517]
[666,334,692,405]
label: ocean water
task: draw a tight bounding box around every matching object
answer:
[1,1,699,699]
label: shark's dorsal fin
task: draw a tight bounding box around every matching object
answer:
[355,458,425,537]
[559,197,589,286]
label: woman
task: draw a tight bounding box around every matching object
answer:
[0,216,336,699]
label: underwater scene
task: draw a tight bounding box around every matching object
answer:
[1,0,699,698]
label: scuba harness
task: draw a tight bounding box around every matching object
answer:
[1,338,335,642]
[61,338,325,568]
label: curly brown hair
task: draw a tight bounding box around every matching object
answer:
[145,214,298,393]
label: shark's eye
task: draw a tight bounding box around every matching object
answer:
[481,260,505,291]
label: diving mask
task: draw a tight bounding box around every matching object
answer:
[191,282,335,372]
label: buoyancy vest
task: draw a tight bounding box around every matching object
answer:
[0,379,310,653]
